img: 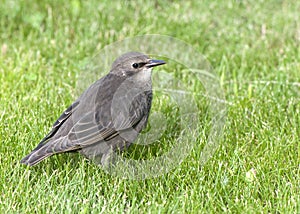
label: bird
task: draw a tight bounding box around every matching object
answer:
[20,52,166,166]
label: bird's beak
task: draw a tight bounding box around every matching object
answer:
[146,59,166,68]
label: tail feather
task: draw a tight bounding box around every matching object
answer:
[20,150,52,166]
[20,137,76,166]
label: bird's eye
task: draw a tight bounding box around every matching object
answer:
[132,63,139,69]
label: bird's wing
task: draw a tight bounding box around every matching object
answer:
[20,100,81,165]
[34,100,80,149]
[68,93,150,147]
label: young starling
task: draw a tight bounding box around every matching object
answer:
[21,52,166,166]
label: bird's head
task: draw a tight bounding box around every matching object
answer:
[110,52,166,78]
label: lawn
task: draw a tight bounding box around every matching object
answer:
[0,0,299,213]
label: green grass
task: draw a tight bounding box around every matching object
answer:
[0,0,299,213]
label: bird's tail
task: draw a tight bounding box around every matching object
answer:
[20,137,73,166]
[20,148,53,166]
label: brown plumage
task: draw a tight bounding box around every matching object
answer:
[20,52,166,166]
